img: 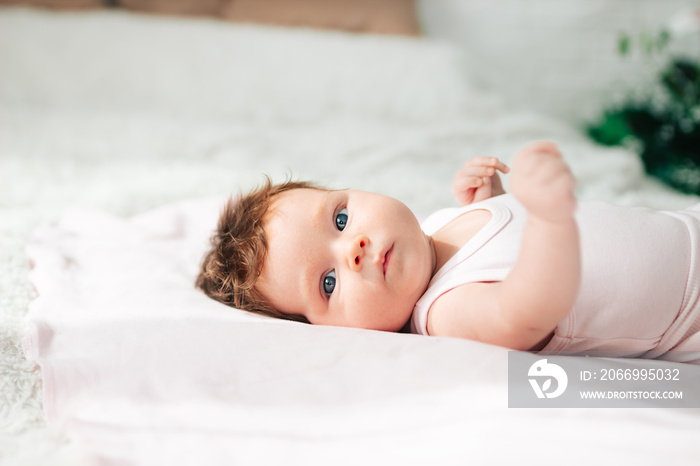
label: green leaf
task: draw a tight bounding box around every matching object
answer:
[588,111,632,146]
[618,33,630,57]
[657,29,670,53]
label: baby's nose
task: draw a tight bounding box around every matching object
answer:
[349,236,368,271]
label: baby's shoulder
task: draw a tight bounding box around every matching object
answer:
[427,282,520,345]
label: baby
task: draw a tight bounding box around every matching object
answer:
[197,141,700,363]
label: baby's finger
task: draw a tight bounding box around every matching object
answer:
[453,175,483,190]
[473,176,493,202]
[494,159,510,173]
[466,156,509,170]
[460,165,497,178]
[466,156,495,166]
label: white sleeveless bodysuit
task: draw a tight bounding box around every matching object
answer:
[410,194,700,363]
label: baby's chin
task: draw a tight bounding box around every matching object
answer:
[375,273,431,332]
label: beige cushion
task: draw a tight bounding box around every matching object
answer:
[117,0,221,17]
[220,0,420,35]
[1,0,420,35]
[0,0,103,9]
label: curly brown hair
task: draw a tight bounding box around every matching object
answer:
[195,177,323,323]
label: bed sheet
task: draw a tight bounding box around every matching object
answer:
[2,7,700,466]
[22,196,700,465]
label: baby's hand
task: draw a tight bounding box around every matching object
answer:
[452,156,510,206]
[510,141,577,223]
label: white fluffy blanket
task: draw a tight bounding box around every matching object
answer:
[2,7,700,466]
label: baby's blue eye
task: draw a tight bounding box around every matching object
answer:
[323,270,336,296]
[335,208,348,231]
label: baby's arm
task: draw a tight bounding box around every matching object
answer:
[429,142,580,350]
[499,142,580,347]
[452,156,510,206]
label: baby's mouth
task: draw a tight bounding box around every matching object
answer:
[383,244,393,277]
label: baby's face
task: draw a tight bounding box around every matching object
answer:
[257,188,435,332]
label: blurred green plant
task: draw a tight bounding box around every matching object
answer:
[588,28,700,194]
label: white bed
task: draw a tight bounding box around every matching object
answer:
[2,5,700,466]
